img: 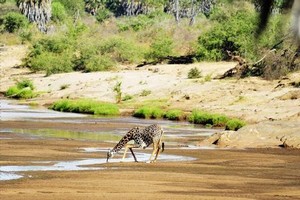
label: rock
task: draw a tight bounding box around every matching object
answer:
[198,132,224,146]
[279,90,300,100]
[279,135,300,148]
[199,120,300,148]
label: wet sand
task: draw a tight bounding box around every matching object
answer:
[1,121,300,200]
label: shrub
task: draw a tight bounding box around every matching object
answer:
[188,110,214,125]
[5,79,36,99]
[133,106,164,119]
[99,37,143,63]
[197,11,257,61]
[50,99,119,116]
[113,81,122,103]
[28,51,73,76]
[164,109,184,121]
[16,79,35,90]
[211,114,230,127]
[146,36,174,61]
[122,94,133,101]
[140,90,151,97]
[55,0,85,15]
[3,12,28,33]
[188,67,202,79]
[96,9,112,23]
[225,118,246,131]
[188,110,230,127]
[117,15,155,32]
[84,55,115,72]
[51,2,67,22]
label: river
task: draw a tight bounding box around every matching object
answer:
[0,100,219,181]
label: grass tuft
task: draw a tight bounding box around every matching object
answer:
[133,106,164,119]
[50,99,119,116]
[188,110,245,130]
[164,109,185,121]
[225,118,246,131]
[5,79,36,99]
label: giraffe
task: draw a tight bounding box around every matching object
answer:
[106,124,164,163]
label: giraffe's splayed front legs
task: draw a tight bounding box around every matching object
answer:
[122,144,139,162]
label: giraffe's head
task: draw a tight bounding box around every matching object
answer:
[106,149,115,163]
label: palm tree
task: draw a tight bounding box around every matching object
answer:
[16,0,52,32]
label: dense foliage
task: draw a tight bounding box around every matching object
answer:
[0,0,297,78]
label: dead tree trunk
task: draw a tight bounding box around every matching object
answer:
[175,0,180,23]
[17,0,51,33]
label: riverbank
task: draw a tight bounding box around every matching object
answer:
[1,45,300,149]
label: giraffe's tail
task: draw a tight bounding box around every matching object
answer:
[161,129,165,153]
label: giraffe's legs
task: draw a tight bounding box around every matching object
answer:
[153,141,163,162]
[148,142,159,163]
[122,144,139,162]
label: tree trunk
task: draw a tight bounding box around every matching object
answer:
[175,0,179,23]
[17,0,52,33]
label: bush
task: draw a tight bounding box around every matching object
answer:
[188,110,230,127]
[5,79,36,99]
[24,37,75,75]
[99,37,143,63]
[55,0,84,15]
[96,9,112,23]
[117,15,155,32]
[84,55,115,72]
[225,118,246,131]
[197,11,257,61]
[50,99,119,116]
[188,67,202,79]
[133,106,164,119]
[140,90,151,97]
[122,94,133,101]
[51,2,67,22]
[164,109,184,121]
[16,79,35,90]
[28,51,73,76]
[146,36,174,61]
[3,12,28,33]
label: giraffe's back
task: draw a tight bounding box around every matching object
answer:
[141,124,163,146]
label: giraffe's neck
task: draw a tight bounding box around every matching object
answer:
[111,132,133,153]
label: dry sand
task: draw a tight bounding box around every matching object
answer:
[1,127,300,200]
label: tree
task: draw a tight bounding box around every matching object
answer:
[16,0,52,33]
[166,0,215,24]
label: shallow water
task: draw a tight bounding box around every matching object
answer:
[0,100,84,120]
[0,100,218,181]
[0,149,195,181]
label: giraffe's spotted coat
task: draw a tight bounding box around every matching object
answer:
[107,124,164,162]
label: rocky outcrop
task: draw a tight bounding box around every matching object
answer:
[199,120,300,148]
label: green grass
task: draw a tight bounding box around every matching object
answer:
[164,109,185,121]
[188,110,245,130]
[50,99,119,116]
[225,118,246,131]
[133,106,165,119]
[5,79,36,99]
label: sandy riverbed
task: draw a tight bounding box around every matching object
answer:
[1,128,300,200]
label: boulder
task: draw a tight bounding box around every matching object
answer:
[198,120,300,148]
